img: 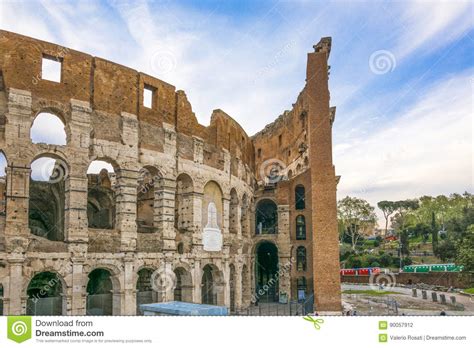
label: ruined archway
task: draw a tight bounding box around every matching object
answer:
[26,271,65,315]
[173,267,193,302]
[255,241,279,302]
[137,166,161,232]
[136,268,158,314]
[87,161,116,229]
[29,155,67,241]
[229,189,239,234]
[201,264,224,306]
[30,112,67,146]
[86,268,116,316]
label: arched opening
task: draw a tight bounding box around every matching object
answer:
[255,199,278,235]
[26,271,64,315]
[201,264,224,305]
[297,246,307,271]
[297,276,307,302]
[0,152,7,225]
[136,268,158,314]
[241,194,249,236]
[175,173,194,232]
[295,185,305,210]
[296,215,306,240]
[229,264,236,312]
[229,189,239,234]
[87,161,116,229]
[173,267,193,302]
[201,265,215,305]
[137,166,161,232]
[86,268,114,315]
[255,241,279,302]
[242,264,250,307]
[30,112,67,145]
[29,156,67,241]
[0,283,3,315]
[287,169,293,179]
[202,181,223,251]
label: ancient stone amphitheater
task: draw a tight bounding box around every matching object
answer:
[0,30,341,315]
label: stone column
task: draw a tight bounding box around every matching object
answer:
[116,168,139,252]
[122,254,136,315]
[157,177,176,251]
[235,263,243,311]
[7,255,25,315]
[66,99,91,244]
[70,257,86,315]
[192,260,202,303]
[277,205,291,299]
[223,260,230,307]
[191,192,203,247]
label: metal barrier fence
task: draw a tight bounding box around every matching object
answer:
[236,295,314,316]
[136,291,154,315]
[26,296,63,315]
[86,293,113,316]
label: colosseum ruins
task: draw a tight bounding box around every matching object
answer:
[0,30,341,315]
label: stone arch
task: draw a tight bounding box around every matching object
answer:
[137,166,162,232]
[229,188,239,234]
[25,271,66,315]
[175,173,194,232]
[136,267,158,313]
[173,266,193,302]
[0,151,7,218]
[201,263,225,306]
[229,264,236,312]
[240,193,249,236]
[87,160,117,230]
[86,266,121,316]
[30,111,67,146]
[255,240,279,302]
[241,264,250,308]
[0,282,3,315]
[255,199,278,235]
[29,154,69,241]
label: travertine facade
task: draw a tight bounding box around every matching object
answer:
[0,30,341,315]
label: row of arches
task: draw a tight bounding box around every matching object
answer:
[8,262,251,316]
[0,152,252,242]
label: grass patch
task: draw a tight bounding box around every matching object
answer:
[463,288,474,294]
[342,289,402,296]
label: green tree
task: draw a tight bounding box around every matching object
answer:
[337,196,377,251]
[377,200,397,236]
[456,225,474,271]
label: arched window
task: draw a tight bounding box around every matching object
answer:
[137,166,161,232]
[177,242,184,254]
[26,271,64,315]
[31,112,67,145]
[295,185,305,210]
[296,215,306,240]
[29,156,67,241]
[229,189,239,234]
[255,199,278,235]
[297,246,307,271]
[0,152,7,217]
[87,161,116,229]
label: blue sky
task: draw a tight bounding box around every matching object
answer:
[0,0,473,222]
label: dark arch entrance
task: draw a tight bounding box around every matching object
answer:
[255,241,279,302]
[255,199,278,234]
[26,271,64,315]
[201,265,215,305]
[86,269,113,315]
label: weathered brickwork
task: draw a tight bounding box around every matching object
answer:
[0,30,341,315]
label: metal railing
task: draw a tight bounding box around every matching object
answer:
[26,297,63,315]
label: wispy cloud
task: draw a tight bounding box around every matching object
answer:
[0,0,472,222]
